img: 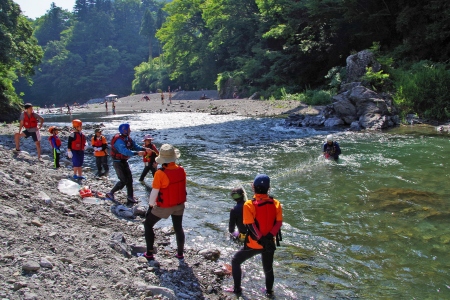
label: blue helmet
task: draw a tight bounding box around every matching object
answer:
[119,123,130,135]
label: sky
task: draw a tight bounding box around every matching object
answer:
[14,0,75,19]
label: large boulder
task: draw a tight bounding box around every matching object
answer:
[345,49,381,83]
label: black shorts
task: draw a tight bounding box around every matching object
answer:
[23,130,40,142]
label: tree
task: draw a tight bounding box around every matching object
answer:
[0,0,43,122]
[34,3,72,46]
[156,0,216,89]
[140,9,156,59]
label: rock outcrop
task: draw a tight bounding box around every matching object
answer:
[286,50,399,130]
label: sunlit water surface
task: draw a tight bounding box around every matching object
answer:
[45,111,450,299]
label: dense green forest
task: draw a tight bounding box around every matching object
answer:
[2,0,450,120]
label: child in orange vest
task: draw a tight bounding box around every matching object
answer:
[48,126,61,169]
[91,128,109,177]
[138,134,159,182]
[67,119,86,180]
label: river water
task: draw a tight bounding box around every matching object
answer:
[45,111,450,299]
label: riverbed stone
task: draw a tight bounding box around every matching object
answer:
[22,260,40,272]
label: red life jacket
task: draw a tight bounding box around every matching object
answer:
[110,133,133,160]
[156,167,187,208]
[48,135,61,148]
[92,136,104,147]
[142,144,157,163]
[251,197,277,236]
[71,132,86,150]
[23,113,38,129]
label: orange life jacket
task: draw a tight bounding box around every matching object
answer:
[71,132,86,150]
[23,113,38,129]
[249,197,277,237]
[92,136,104,147]
[48,135,61,148]
[156,167,187,208]
[110,133,133,160]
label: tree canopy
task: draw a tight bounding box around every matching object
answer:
[8,0,450,111]
[0,0,43,121]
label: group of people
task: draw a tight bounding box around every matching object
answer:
[14,102,345,297]
[105,100,116,114]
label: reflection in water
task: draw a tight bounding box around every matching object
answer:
[44,111,450,299]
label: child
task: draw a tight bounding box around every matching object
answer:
[67,119,86,180]
[138,134,159,182]
[91,128,109,177]
[228,187,247,241]
[48,126,61,169]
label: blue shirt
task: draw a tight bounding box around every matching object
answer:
[112,136,145,161]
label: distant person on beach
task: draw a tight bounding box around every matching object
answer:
[48,126,61,169]
[105,101,108,111]
[91,128,109,177]
[14,103,44,161]
[138,134,159,183]
[67,119,87,180]
[141,95,150,101]
[228,174,283,296]
[106,124,151,206]
[169,91,172,104]
[323,134,341,161]
[112,101,116,114]
[144,144,186,261]
[228,187,247,241]
[160,91,164,104]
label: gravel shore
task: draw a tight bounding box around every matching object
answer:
[0,120,240,300]
[70,91,322,117]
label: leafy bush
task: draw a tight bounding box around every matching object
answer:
[271,87,332,105]
[392,61,450,120]
[361,67,390,91]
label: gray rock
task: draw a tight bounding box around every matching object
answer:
[0,206,21,218]
[345,50,381,83]
[350,121,362,131]
[109,232,132,258]
[324,117,345,127]
[22,260,40,272]
[198,249,220,261]
[40,257,53,268]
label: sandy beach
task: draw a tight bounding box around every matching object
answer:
[71,91,322,117]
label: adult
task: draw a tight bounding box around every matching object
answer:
[229,174,283,296]
[323,134,341,160]
[106,124,150,206]
[144,144,186,261]
[105,101,108,111]
[160,91,164,104]
[228,187,247,241]
[14,103,44,160]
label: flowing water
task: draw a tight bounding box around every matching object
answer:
[46,111,450,299]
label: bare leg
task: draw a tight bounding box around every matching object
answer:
[35,141,41,158]
[14,133,23,150]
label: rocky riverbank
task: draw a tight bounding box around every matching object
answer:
[0,123,239,300]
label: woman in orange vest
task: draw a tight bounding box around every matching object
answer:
[91,128,109,177]
[144,144,186,261]
[227,174,283,296]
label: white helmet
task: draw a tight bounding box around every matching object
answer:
[326,134,333,141]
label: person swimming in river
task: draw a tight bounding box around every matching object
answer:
[323,134,341,160]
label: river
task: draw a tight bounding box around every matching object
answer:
[44,111,450,299]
